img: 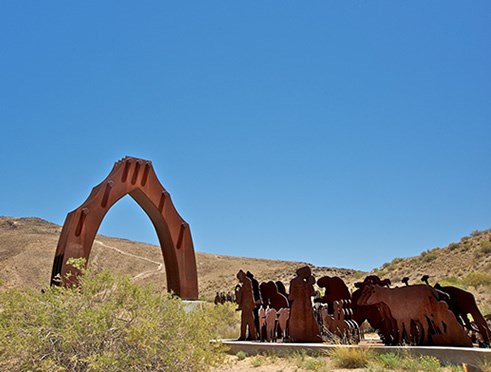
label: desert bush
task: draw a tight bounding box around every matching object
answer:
[0,265,224,371]
[351,271,365,280]
[301,356,326,370]
[479,359,491,372]
[448,242,460,251]
[479,240,491,255]
[461,271,491,288]
[391,257,403,265]
[420,249,438,263]
[401,355,441,371]
[371,352,443,371]
[207,301,240,339]
[291,349,307,362]
[328,346,373,368]
[439,276,461,287]
[375,352,401,369]
[236,351,247,360]
[471,230,482,238]
[250,355,265,367]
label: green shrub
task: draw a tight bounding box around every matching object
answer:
[479,240,491,255]
[0,267,224,371]
[329,346,373,368]
[290,350,308,367]
[471,230,482,238]
[439,276,461,287]
[370,351,447,371]
[250,355,265,367]
[402,354,441,371]
[391,257,403,265]
[236,351,247,361]
[462,271,491,288]
[376,352,401,369]
[421,250,438,263]
[417,355,442,371]
[447,365,465,372]
[302,356,326,370]
[448,242,460,251]
[207,301,240,339]
[351,271,365,280]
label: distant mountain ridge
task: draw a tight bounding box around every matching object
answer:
[0,216,489,313]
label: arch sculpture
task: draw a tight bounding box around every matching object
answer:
[50,156,199,300]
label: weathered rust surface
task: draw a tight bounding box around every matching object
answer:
[316,275,351,314]
[50,156,199,300]
[320,300,360,343]
[435,283,490,345]
[232,270,483,347]
[236,269,257,341]
[260,281,289,310]
[357,283,473,347]
[288,266,322,342]
[422,275,490,346]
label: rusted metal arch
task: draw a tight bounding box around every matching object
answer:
[50,156,199,300]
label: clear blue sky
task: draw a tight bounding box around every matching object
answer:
[1,2,490,271]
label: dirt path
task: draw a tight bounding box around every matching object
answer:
[132,263,164,281]
[94,239,163,281]
[94,239,161,265]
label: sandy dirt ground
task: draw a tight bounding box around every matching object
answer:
[211,354,367,372]
[211,354,466,371]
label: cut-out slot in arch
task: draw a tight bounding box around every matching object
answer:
[50,156,199,300]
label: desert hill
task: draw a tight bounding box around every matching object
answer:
[1,216,489,313]
[372,228,491,312]
[0,217,362,301]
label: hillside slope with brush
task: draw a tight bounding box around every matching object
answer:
[371,228,491,312]
[1,216,489,312]
[0,217,362,301]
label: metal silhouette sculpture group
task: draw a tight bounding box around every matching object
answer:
[50,156,489,349]
[50,156,199,300]
[234,268,490,347]
[214,291,236,305]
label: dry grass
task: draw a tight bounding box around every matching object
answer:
[212,352,465,371]
[328,347,373,369]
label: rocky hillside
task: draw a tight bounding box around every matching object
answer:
[0,217,362,301]
[1,216,489,312]
[370,228,491,313]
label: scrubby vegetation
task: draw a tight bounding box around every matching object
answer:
[420,248,439,263]
[223,349,464,371]
[371,228,491,313]
[0,260,226,371]
[329,346,373,368]
[479,239,491,255]
[1,219,490,370]
[211,301,241,339]
[439,271,491,289]
[374,352,442,371]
